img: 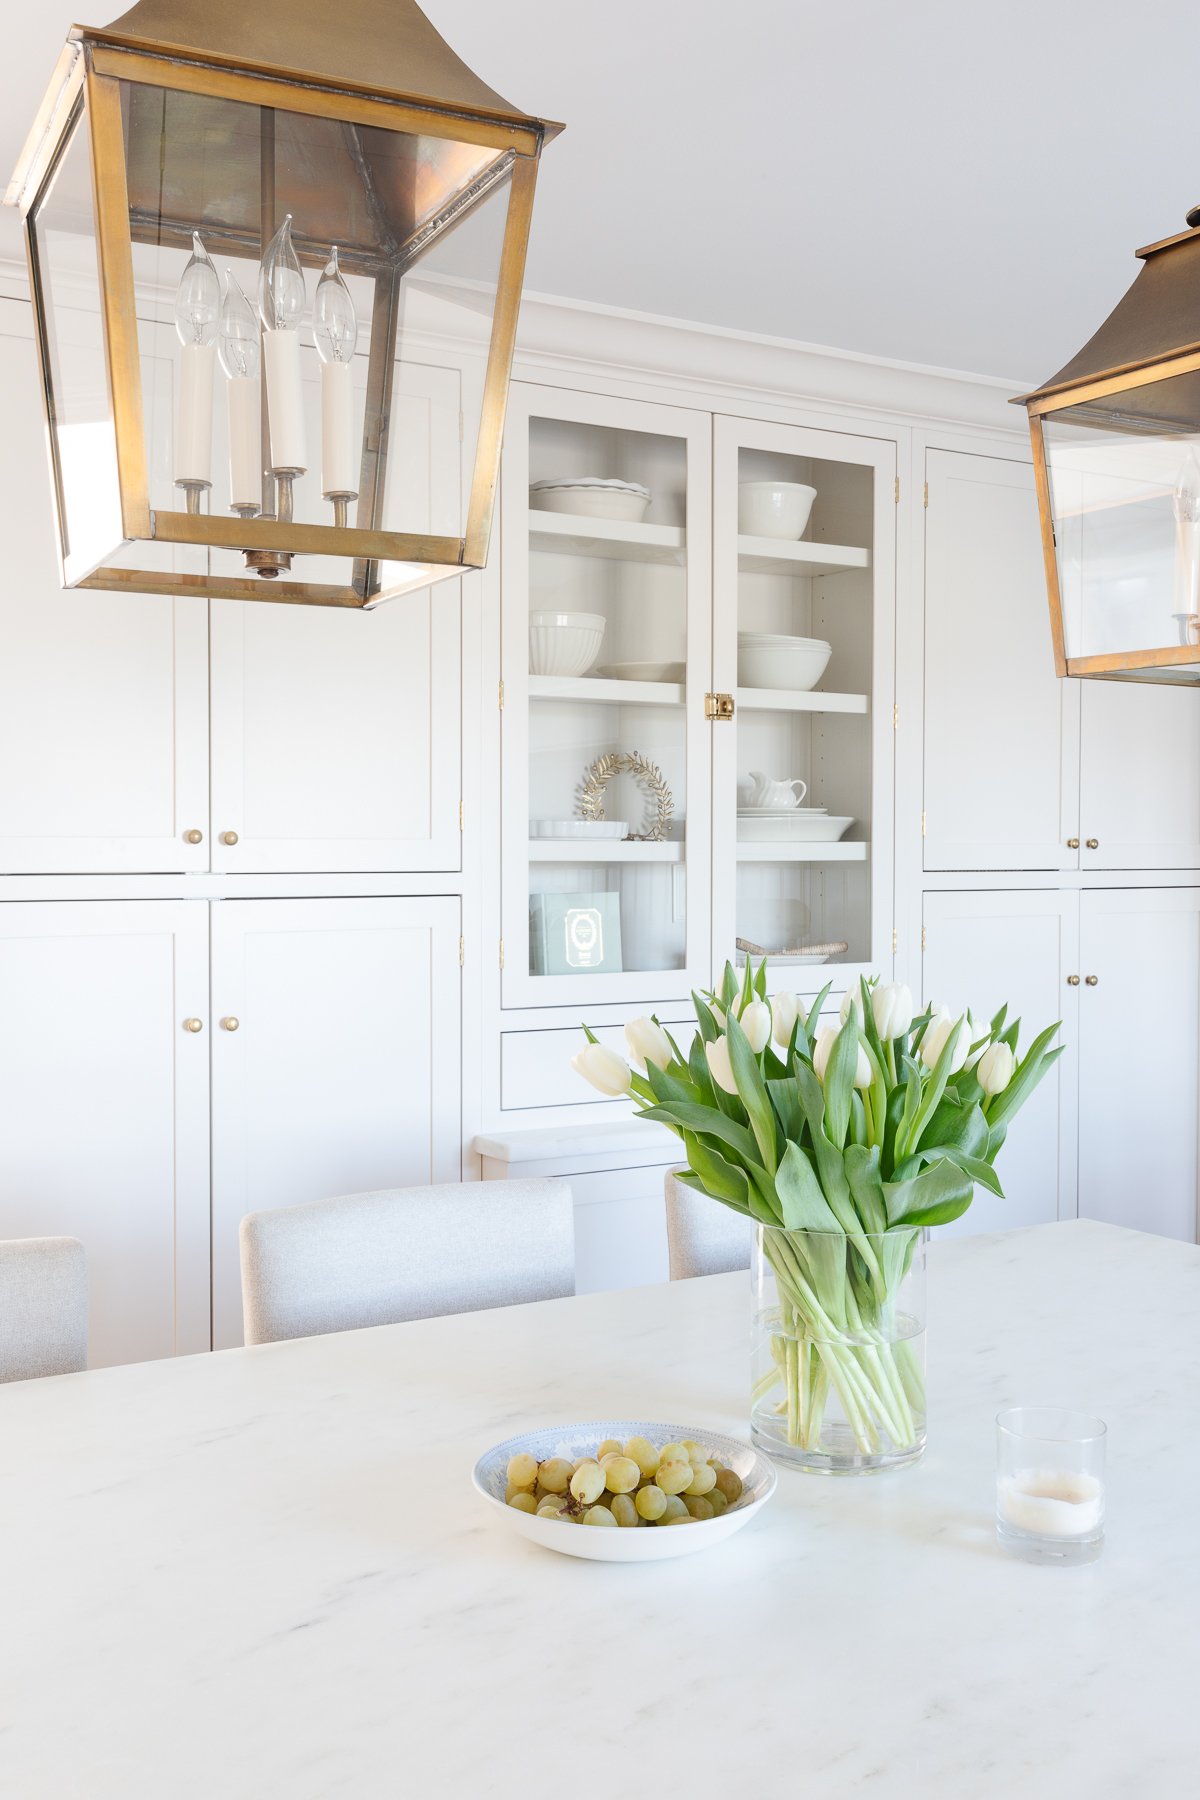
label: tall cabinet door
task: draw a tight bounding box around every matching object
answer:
[921,889,1079,1234]
[0,901,210,1366]
[210,363,462,874]
[1078,683,1200,869]
[712,415,896,995]
[923,449,1079,872]
[1078,888,1200,1242]
[0,308,209,874]
[210,897,462,1346]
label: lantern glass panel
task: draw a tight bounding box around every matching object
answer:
[1044,376,1200,670]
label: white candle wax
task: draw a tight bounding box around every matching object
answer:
[175,341,215,486]
[226,376,261,510]
[263,328,306,472]
[320,359,357,498]
[999,1470,1104,1539]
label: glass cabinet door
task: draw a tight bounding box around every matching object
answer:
[501,383,712,1006]
[711,415,896,995]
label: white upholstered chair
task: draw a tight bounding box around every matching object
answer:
[664,1171,753,1280]
[239,1179,575,1346]
[0,1237,88,1382]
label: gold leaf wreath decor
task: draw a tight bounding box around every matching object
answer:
[577,751,674,843]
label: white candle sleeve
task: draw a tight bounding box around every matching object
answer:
[175,341,215,486]
[263,328,306,472]
[320,359,357,497]
[226,376,261,510]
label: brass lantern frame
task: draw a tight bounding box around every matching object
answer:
[1018,220,1200,683]
[7,8,561,607]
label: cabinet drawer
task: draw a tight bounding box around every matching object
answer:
[501,1017,698,1111]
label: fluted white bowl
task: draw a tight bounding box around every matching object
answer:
[738,480,817,539]
[532,486,651,522]
[738,633,831,692]
[529,610,606,677]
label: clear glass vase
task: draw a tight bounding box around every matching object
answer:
[751,1223,927,1475]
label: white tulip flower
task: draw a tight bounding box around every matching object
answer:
[977,1040,1015,1097]
[813,1023,871,1089]
[772,991,801,1049]
[920,1007,970,1074]
[839,986,866,1025]
[624,1015,674,1074]
[706,1036,739,1095]
[739,998,772,1053]
[571,1042,633,1097]
[872,981,913,1041]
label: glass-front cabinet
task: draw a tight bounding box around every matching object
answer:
[500,386,895,1010]
[500,384,713,1006]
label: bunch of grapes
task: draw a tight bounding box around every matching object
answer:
[505,1436,744,1528]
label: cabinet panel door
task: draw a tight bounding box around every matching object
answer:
[0,311,209,874]
[1079,888,1200,1241]
[210,897,462,1346]
[0,901,210,1365]
[210,363,462,873]
[921,888,1079,1234]
[1079,682,1200,868]
[924,450,1078,871]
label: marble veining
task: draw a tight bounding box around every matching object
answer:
[0,1220,1196,1798]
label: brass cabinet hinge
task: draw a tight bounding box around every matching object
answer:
[705,692,735,722]
[458,799,465,831]
[458,936,465,967]
[892,702,899,730]
[891,927,898,954]
[894,476,900,505]
[498,679,505,710]
[923,481,929,509]
[921,926,928,951]
[920,809,927,837]
[499,939,505,970]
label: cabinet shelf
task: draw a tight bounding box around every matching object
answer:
[736,687,868,715]
[528,674,685,707]
[529,511,687,566]
[736,841,869,863]
[738,536,869,577]
[529,839,684,863]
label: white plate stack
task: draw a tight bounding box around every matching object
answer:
[530,477,651,523]
[736,805,854,844]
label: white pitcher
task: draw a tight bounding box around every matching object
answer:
[747,771,808,809]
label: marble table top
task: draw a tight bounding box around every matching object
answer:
[1,1219,1196,1798]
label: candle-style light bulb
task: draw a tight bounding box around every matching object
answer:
[219,272,261,517]
[257,214,307,504]
[174,230,219,511]
[313,247,358,520]
[1173,447,1200,646]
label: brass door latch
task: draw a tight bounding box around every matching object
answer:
[705,692,735,721]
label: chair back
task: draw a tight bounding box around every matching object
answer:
[664,1171,753,1280]
[240,1179,574,1346]
[0,1237,88,1381]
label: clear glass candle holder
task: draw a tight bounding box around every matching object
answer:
[995,1407,1107,1565]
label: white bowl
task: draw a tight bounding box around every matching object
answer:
[529,820,628,839]
[595,660,686,684]
[531,480,651,524]
[473,1420,776,1562]
[738,634,831,692]
[738,481,817,539]
[737,814,854,843]
[529,610,606,677]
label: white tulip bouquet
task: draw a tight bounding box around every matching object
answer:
[574,963,1060,1461]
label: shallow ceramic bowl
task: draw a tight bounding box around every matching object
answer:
[529,610,606,677]
[738,634,831,692]
[738,480,817,539]
[473,1421,777,1562]
[532,483,651,523]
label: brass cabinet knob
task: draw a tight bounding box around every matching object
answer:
[1085,838,1099,849]
[1066,837,1080,849]
[183,1017,204,1033]
[1067,974,1080,986]
[1085,974,1099,986]
[220,1016,240,1032]
[184,828,204,845]
[220,830,239,845]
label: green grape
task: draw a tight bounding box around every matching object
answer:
[635,1485,668,1521]
[536,1496,567,1518]
[659,1494,689,1523]
[684,1495,714,1520]
[661,1513,693,1526]
[655,1457,694,1496]
[570,1461,606,1505]
[506,1452,539,1490]
[707,1488,729,1517]
[658,1442,688,1465]
[600,1454,640,1494]
[583,1505,617,1527]
[610,1493,639,1528]
[714,1468,743,1504]
[625,1436,660,1478]
[597,1438,623,1459]
[538,1457,573,1495]
[687,1461,717,1496]
[507,1491,538,1514]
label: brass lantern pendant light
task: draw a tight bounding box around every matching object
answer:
[1019,205,1200,683]
[6,0,562,607]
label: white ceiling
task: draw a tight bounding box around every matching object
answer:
[1,0,1191,384]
